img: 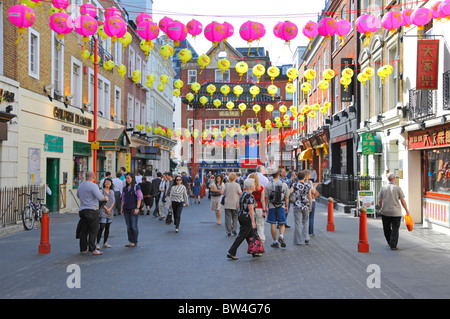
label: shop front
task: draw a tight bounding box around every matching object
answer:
[129,145,160,176]
[96,127,130,180]
[409,123,450,231]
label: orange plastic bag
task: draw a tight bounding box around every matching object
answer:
[405,215,414,232]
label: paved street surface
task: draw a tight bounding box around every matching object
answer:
[1,196,450,300]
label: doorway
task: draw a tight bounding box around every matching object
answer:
[46,158,60,212]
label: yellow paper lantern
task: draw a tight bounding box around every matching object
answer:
[249,85,260,101]
[342,67,354,79]
[298,114,305,122]
[174,79,184,89]
[199,96,208,106]
[301,82,311,93]
[119,32,132,51]
[265,104,274,115]
[318,80,329,90]
[146,125,152,133]
[252,64,265,83]
[145,80,153,88]
[233,85,244,99]
[98,25,108,41]
[160,44,174,64]
[309,111,316,118]
[323,102,331,109]
[218,58,230,74]
[207,84,216,97]
[301,105,311,113]
[140,40,154,59]
[286,83,296,94]
[198,54,210,74]
[319,107,327,114]
[267,85,278,100]
[191,82,201,94]
[323,68,335,81]
[312,103,320,111]
[90,54,100,64]
[236,61,249,81]
[279,104,287,115]
[305,69,317,82]
[276,121,283,128]
[340,76,351,90]
[283,114,290,120]
[213,99,222,108]
[178,48,192,66]
[283,119,290,127]
[157,83,165,91]
[147,74,156,83]
[173,89,181,97]
[252,104,261,116]
[220,85,230,97]
[238,103,247,115]
[382,64,393,76]
[186,92,194,103]
[226,101,234,111]
[81,49,90,61]
[289,105,297,113]
[287,67,299,82]
[160,74,169,84]
[267,66,280,83]
[363,67,375,78]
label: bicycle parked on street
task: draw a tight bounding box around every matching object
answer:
[22,192,47,230]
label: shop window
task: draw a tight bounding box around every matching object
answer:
[426,148,450,195]
[73,156,88,189]
[444,70,450,110]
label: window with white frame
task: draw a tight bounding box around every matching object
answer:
[28,28,39,80]
[98,78,104,116]
[188,70,197,84]
[70,0,82,20]
[52,32,64,95]
[104,82,110,120]
[372,56,383,116]
[136,55,142,79]
[114,87,121,123]
[127,95,134,128]
[387,43,399,110]
[71,57,82,109]
[114,41,122,66]
[128,47,135,77]
[215,69,230,82]
[134,99,141,126]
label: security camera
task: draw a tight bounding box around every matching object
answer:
[44,85,54,92]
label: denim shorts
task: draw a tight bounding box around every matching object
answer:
[99,217,113,224]
[267,207,286,225]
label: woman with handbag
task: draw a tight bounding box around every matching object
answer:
[169,175,189,233]
[291,170,312,245]
[210,174,225,225]
[305,170,319,236]
[227,178,262,260]
[121,173,142,247]
[248,173,266,244]
[223,173,242,236]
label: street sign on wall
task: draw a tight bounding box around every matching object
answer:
[361,132,375,155]
[416,40,439,90]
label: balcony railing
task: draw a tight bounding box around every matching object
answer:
[408,88,436,122]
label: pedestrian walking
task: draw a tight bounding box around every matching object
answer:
[248,173,266,243]
[378,173,411,250]
[160,172,173,220]
[111,172,123,216]
[96,178,115,250]
[193,175,202,204]
[140,176,153,215]
[169,175,189,233]
[291,171,312,245]
[210,174,225,225]
[227,178,258,260]
[121,173,142,247]
[151,172,162,216]
[223,172,242,236]
[265,169,289,248]
[76,171,108,255]
[255,165,270,188]
[304,170,319,236]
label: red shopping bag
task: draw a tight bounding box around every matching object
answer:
[405,214,414,232]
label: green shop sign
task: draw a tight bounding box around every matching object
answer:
[361,132,375,155]
[44,134,63,153]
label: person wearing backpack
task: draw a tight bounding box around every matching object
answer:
[265,169,290,248]
[121,172,142,247]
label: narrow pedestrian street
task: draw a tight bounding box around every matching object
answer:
[1,198,450,299]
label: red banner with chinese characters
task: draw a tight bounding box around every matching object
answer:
[416,40,439,90]
[408,123,450,150]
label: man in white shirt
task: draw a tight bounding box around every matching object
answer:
[255,165,269,188]
[135,170,144,185]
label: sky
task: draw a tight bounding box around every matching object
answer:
[147,0,328,65]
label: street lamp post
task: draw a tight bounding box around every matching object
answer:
[93,35,98,182]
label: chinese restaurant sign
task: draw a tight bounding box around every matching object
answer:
[361,132,375,155]
[416,40,439,90]
[409,124,450,150]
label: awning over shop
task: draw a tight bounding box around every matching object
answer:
[298,149,313,161]
[357,133,382,154]
[96,127,130,151]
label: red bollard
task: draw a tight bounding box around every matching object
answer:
[327,197,335,231]
[39,207,51,254]
[358,208,369,253]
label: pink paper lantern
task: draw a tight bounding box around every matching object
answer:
[278,21,298,43]
[240,21,258,43]
[167,20,187,47]
[431,2,444,20]
[318,17,338,40]
[302,21,318,50]
[136,13,152,26]
[186,19,203,38]
[8,4,36,44]
[204,21,226,46]
[222,22,234,42]
[49,12,73,49]
[411,7,432,36]
[273,21,283,38]
[158,16,173,34]
[381,10,403,34]
[74,14,98,44]
[80,3,97,18]
[355,14,380,44]
[438,0,450,20]
[336,19,352,39]
[136,20,160,43]
[52,0,69,11]
[104,16,127,42]
[105,7,121,19]
[401,8,414,27]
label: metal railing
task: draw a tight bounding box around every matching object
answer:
[0,185,45,228]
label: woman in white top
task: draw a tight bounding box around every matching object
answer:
[169,176,189,233]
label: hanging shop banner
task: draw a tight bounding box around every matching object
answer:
[361,132,375,155]
[416,40,439,90]
[341,58,354,102]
